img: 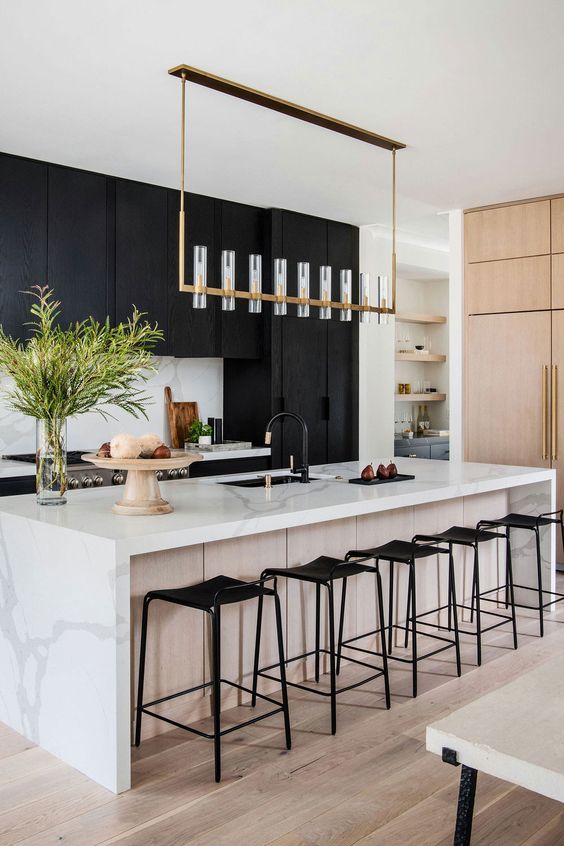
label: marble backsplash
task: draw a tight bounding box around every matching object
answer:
[0,357,223,453]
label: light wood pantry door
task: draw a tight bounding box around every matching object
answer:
[466,311,551,467]
[550,311,564,560]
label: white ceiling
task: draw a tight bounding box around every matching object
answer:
[1,0,563,234]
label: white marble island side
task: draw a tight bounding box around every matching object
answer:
[0,458,555,792]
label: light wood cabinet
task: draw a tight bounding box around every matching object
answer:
[466,312,551,467]
[465,201,550,263]
[552,253,564,309]
[550,311,564,560]
[466,255,550,314]
[551,198,564,254]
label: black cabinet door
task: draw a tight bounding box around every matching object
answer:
[282,317,327,466]
[0,154,47,339]
[47,166,111,326]
[327,221,359,462]
[115,179,167,354]
[280,210,327,315]
[167,190,220,357]
[220,200,267,359]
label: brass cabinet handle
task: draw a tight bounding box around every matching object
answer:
[543,365,548,460]
[552,364,558,461]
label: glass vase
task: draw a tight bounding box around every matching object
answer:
[36,418,67,505]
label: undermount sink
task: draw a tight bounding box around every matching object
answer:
[220,474,323,488]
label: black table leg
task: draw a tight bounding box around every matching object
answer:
[454,765,478,846]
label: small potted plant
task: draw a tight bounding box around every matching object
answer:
[187,420,213,447]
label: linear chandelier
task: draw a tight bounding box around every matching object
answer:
[168,64,406,322]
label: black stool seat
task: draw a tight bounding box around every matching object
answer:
[265,555,366,583]
[347,540,445,563]
[147,575,268,610]
[484,512,558,529]
[426,525,504,545]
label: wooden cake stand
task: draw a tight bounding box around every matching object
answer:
[82,452,203,515]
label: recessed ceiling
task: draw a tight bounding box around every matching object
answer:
[1,0,563,232]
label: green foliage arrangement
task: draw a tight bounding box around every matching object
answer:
[0,287,164,498]
[187,419,213,443]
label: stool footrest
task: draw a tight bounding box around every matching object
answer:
[139,678,285,740]
[480,584,564,610]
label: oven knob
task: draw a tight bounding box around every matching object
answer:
[156,470,165,481]
[68,477,80,490]
[93,475,104,487]
[112,471,125,486]
[168,469,179,480]
[178,467,188,479]
[81,476,93,488]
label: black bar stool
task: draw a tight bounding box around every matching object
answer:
[413,525,518,665]
[135,574,291,783]
[478,510,564,637]
[343,539,461,698]
[252,556,390,736]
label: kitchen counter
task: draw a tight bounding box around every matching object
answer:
[0,458,555,793]
[0,446,271,478]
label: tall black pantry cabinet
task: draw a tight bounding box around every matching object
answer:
[223,209,359,469]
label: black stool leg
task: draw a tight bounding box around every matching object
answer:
[315,583,321,682]
[336,577,348,676]
[211,606,221,783]
[505,527,512,612]
[506,537,518,650]
[469,564,476,624]
[251,591,264,708]
[535,527,544,637]
[388,561,395,655]
[449,550,462,677]
[404,573,411,648]
[375,564,391,710]
[273,591,292,750]
[134,595,152,747]
[327,583,337,735]
[473,545,482,667]
[447,547,452,632]
[409,562,417,698]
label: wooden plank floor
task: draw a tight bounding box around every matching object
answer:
[2,590,564,845]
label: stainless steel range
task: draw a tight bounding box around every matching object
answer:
[2,452,191,490]
[2,451,123,489]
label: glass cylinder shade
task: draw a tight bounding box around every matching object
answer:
[221,250,235,311]
[273,258,287,316]
[193,245,207,309]
[248,254,262,313]
[340,269,352,322]
[36,418,67,505]
[378,275,389,325]
[297,262,310,317]
[360,272,371,324]
[319,266,332,320]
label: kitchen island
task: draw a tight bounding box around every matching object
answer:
[0,458,555,792]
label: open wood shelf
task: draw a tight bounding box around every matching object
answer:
[394,393,447,402]
[395,312,447,325]
[395,353,447,362]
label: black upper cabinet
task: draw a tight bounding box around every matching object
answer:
[167,190,220,357]
[280,211,327,314]
[327,221,359,462]
[115,179,168,354]
[219,200,267,359]
[0,154,47,339]
[48,166,111,326]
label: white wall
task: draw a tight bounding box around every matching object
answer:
[448,208,464,462]
[0,357,223,454]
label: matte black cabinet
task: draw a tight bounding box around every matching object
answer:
[48,165,112,325]
[0,154,47,338]
[167,190,220,358]
[115,179,168,354]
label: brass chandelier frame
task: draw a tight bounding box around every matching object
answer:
[168,64,406,316]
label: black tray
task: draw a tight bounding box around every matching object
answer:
[349,473,415,486]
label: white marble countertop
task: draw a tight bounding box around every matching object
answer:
[0,446,270,478]
[0,458,554,557]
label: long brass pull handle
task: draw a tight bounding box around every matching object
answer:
[542,365,548,460]
[552,364,558,461]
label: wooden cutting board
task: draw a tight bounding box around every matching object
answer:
[164,387,199,449]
